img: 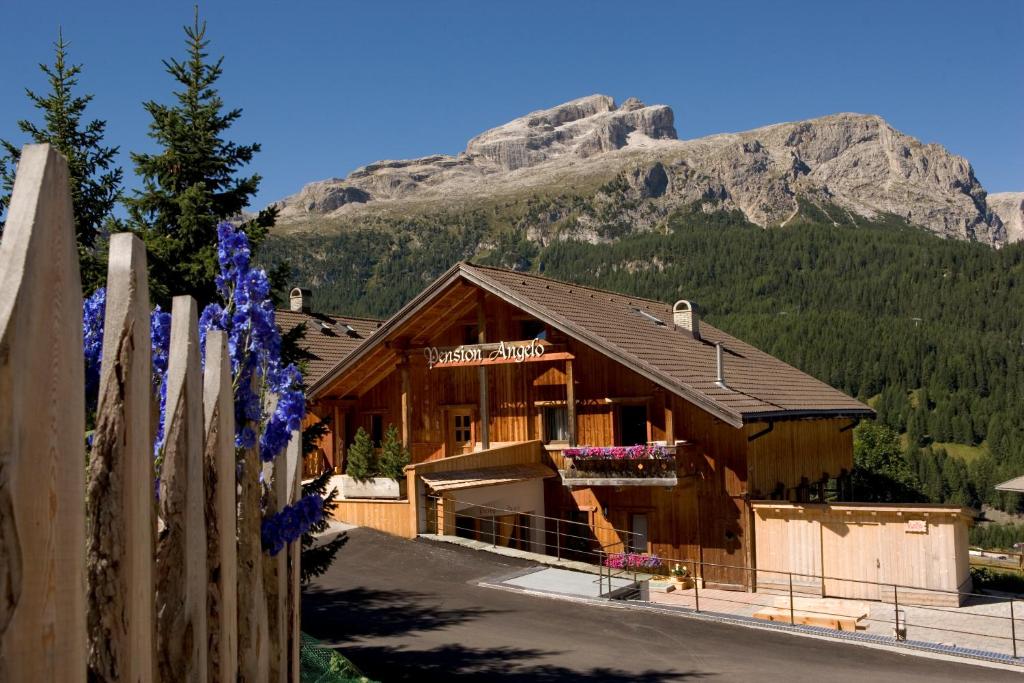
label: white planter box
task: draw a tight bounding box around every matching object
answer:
[339,474,405,500]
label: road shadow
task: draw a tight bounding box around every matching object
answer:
[336,643,705,682]
[301,585,501,641]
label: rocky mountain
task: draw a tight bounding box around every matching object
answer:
[273,94,1014,245]
[989,193,1024,244]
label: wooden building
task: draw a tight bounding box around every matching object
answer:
[304,263,876,589]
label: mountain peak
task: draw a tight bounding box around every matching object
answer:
[464,94,676,171]
[274,95,1012,246]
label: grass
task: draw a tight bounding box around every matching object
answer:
[934,441,988,462]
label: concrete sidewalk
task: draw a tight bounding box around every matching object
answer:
[648,580,1022,658]
[495,566,636,599]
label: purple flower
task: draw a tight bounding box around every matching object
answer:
[150,306,172,455]
[82,288,106,411]
[261,493,324,555]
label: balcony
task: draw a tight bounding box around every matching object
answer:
[557,445,678,487]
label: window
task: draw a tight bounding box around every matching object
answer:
[453,413,472,443]
[520,319,547,340]
[370,414,383,444]
[618,404,648,446]
[543,406,569,443]
[463,324,479,345]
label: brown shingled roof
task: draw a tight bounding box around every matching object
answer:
[311,262,873,427]
[275,308,381,387]
[460,263,872,425]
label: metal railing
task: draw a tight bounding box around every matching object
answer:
[426,495,1024,659]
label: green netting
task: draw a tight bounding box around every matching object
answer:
[300,632,377,683]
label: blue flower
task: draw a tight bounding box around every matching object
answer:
[260,493,324,555]
[82,288,106,411]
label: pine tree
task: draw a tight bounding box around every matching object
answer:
[379,423,410,481]
[299,469,348,584]
[0,29,122,292]
[125,9,277,305]
[345,427,376,482]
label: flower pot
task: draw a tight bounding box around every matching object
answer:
[339,474,405,500]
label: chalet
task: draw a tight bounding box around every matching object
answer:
[300,262,888,590]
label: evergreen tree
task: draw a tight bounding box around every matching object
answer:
[345,427,376,481]
[851,421,927,503]
[0,29,122,292]
[125,9,277,305]
[379,423,410,481]
[299,469,348,584]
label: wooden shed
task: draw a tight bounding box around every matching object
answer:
[752,502,973,606]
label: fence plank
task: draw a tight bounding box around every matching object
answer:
[155,296,208,682]
[264,429,289,683]
[288,430,302,683]
[203,330,237,683]
[85,232,155,682]
[238,437,270,681]
[0,144,86,682]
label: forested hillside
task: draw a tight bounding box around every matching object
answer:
[260,200,1024,514]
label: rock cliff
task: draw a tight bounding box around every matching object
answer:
[989,193,1024,244]
[274,95,1013,245]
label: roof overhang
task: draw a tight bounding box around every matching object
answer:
[420,462,556,492]
[995,475,1024,493]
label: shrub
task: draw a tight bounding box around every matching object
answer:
[345,427,376,482]
[379,423,410,481]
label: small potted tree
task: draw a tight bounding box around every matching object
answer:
[340,424,409,499]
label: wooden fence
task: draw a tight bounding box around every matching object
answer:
[0,144,302,681]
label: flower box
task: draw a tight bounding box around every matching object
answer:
[604,552,663,572]
[563,445,676,480]
[564,445,671,461]
[339,474,406,500]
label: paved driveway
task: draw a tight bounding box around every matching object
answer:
[302,528,1020,682]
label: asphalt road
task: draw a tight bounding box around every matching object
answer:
[302,528,1020,682]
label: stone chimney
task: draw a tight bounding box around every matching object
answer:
[290,287,312,313]
[672,300,700,339]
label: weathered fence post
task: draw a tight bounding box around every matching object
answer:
[0,144,86,682]
[204,330,237,683]
[156,296,208,682]
[287,429,302,683]
[85,232,155,682]
[238,416,270,681]
[264,421,289,683]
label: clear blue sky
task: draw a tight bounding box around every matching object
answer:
[2,0,1021,209]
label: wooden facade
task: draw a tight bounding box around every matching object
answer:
[314,279,862,590]
[753,502,973,606]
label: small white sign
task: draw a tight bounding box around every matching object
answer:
[906,519,928,533]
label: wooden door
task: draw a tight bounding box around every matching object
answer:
[630,513,649,554]
[698,493,748,588]
[822,521,881,600]
[447,409,474,455]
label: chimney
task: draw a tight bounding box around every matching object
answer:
[715,342,728,388]
[672,300,700,339]
[289,287,312,313]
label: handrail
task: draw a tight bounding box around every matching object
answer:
[427,493,644,541]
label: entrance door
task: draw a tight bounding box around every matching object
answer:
[822,522,881,600]
[619,404,648,446]
[447,410,474,455]
[630,514,649,554]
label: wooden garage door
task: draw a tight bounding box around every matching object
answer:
[822,521,881,601]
